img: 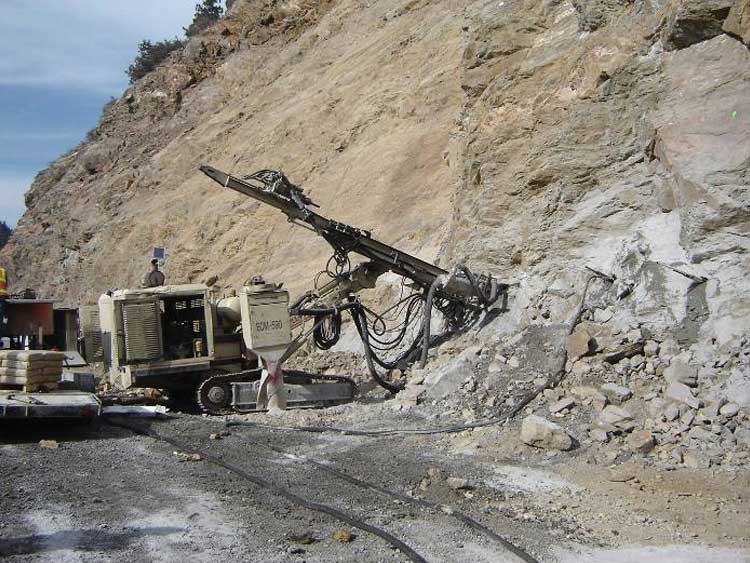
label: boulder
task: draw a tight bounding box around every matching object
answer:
[663,360,698,387]
[571,385,608,409]
[567,327,594,360]
[688,426,720,443]
[423,356,473,401]
[666,382,701,409]
[520,415,574,451]
[598,405,635,431]
[644,340,660,357]
[720,402,740,417]
[600,383,633,404]
[549,396,576,414]
[662,0,734,50]
[627,430,656,453]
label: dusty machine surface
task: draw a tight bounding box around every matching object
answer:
[94,284,254,397]
[92,281,354,413]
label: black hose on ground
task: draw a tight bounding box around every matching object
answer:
[106,419,428,563]
[251,439,540,563]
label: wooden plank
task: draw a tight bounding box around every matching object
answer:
[0,359,63,369]
[0,367,43,378]
[0,350,66,362]
[0,375,60,385]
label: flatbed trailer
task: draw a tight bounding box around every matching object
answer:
[0,390,101,420]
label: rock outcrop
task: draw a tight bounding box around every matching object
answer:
[2,0,748,355]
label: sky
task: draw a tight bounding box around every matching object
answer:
[0,1,201,228]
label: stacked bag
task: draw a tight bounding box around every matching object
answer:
[0,350,65,391]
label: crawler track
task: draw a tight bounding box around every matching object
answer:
[107,418,540,563]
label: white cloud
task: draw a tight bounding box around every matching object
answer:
[0,0,198,93]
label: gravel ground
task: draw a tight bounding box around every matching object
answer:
[0,416,546,563]
[1,412,748,563]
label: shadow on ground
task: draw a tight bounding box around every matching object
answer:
[0,526,184,556]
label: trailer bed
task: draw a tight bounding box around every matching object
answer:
[0,390,101,419]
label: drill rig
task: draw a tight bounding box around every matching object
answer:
[197,165,506,403]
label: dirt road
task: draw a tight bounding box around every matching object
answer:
[1,414,748,562]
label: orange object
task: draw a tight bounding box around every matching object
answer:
[0,267,8,298]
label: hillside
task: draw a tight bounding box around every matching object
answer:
[1,0,747,343]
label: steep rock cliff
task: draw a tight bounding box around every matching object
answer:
[3,0,749,349]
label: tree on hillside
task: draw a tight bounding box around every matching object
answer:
[184,0,224,37]
[126,38,185,83]
[0,221,12,250]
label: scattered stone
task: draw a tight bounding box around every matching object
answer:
[567,326,594,360]
[399,384,425,407]
[665,382,701,409]
[446,477,473,490]
[487,360,504,374]
[288,532,316,545]
[648,397,667,417]
[628,430,656,453]
[331,529,353,543]
[734,427,750,448]
[39,440,58,449]
[720,403,740,417]
[520,415,574,451]
[549,397,576,414]
[607,466,637,482]
[209,432,223,440]
[683,449,711,469]
[600,383,632,404]
[507,356,520,369]
[688,426,720,444]
[663,403,680,422]
[663,360,698,387]
[598,406,634,430]
[702,399,725,421]
[590,428,610,442]
[604,342,644,364]
[571,386,608,409]
[644,340,660,357]
[680,409,696,427]
[174,451,202,462]
[630,354,645,370]
[659,339,681,359]
[423,356,473,400]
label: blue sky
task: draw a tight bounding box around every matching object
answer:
[0,1,201,227]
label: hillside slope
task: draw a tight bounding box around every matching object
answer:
[2,0,749,349]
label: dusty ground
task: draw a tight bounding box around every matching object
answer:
[1,406,748,562]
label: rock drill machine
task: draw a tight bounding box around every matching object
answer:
[196,165,507,409]
[90,166,505,414]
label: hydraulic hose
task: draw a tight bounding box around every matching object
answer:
[419,276,443,368]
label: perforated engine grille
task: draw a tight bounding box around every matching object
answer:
[122,301,162,361]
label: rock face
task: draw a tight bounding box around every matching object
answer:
[662,0,734,50]
[1,0,748,359]
[520,415,574,451]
